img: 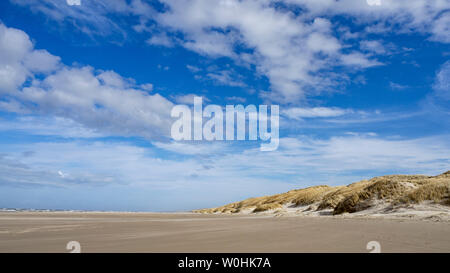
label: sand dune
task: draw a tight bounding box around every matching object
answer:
[194,171,450,221]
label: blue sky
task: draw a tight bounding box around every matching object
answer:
[0,0,449,211]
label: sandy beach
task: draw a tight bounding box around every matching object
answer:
[0,211,449,253]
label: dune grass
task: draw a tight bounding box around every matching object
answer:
[253,203,283,212]
[403,181,450,204]
[193,171,450,215]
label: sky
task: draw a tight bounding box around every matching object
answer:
[0,0,449,212]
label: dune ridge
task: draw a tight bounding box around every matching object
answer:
[194,171,450,220]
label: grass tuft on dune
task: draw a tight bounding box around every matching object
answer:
[193,171,450,215]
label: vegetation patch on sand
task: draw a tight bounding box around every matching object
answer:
[193,171,450,217]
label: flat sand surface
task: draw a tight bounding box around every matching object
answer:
[0,211,449,252]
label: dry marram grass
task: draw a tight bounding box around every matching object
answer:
[193,171,450,215]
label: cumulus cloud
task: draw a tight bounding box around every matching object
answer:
[20,66,173,138]
[0,24,60,93]
[23,49,61,73]
[150,0,449,101]
[0,23,174,140]
[154,1,378,102]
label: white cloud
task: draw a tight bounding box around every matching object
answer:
[389,81,409,91]
[140,83,154,91]
[153,141,229,155]
[57,170,67,178]
[283,107,352,119]
[430,13,450,43]
[183,31,238,58]
[291,0,450,44]
[0,99,31,114]
[23,49,61,73]
[173,93,209,105]
[271,135,450,175]
[193,135,450,185]
[97,70,134,89]
[186,65,202,73]
[0,140,214,187]
[0,23,58,93]
[0,150,119,187]
[11,0,134,37]
[20,66,174,138]
[360,40,386,55]
[0,23,174,140]
[11,0,450,103]
[157,64,170,71]
[154,1,362,101]
[2,134,448,189]
[147,33,174,47]
[306,32,341,54]
[159,1,421,101]
[0,142,140,187]
[0,116,103,138]
[206,70,246,87]
[0,23,60,92]
[1,134,447,211]
[433,60,450,100]
[225,96,247,103]
[0,64,28,94]
[151,0,448,102]
[340,52,383,68]
[0,23,32,63]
